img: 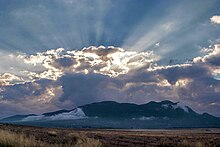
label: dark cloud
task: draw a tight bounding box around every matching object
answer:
[1,79,53,100]
[59,73,111,105]
[158,65,210,84]
[208,57,220,66]
[54,57,76,68]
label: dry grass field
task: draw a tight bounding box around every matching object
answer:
[0,124,219,147]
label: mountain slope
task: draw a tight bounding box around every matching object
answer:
[1,100,220,128]
[79,100,197,118]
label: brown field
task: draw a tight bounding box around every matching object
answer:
[0,124,219,147]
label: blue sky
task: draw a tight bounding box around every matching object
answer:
[0,0,220,117]
[0,0,219,56]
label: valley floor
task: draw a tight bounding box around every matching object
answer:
[0,123,219,147]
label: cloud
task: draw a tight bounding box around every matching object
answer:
[193,44,220,79]
[1,44,220,117]
[194,44,220,63]
[0,46,159,116]
[58,73,115,106]
[0,79,63,117]
[210,15,220,24]
[18,46,159,80]
[202,44,220,65]
[0,73,23,86]
[155,42,160,47]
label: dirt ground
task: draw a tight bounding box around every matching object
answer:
[0,123,219,147]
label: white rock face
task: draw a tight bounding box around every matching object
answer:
[162,103,189,113]
[174,103,189,113]
[22,115,44,121]
[22,108,86,121]
[50,108,86,120]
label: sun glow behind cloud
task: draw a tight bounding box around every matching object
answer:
[1,42,220,87]
[2,46,159,85]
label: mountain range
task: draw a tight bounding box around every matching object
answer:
[1,100,220,129]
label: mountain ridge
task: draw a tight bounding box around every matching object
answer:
[1,100,219,129]
[1,100,218,120]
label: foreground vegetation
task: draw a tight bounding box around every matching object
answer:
[0,129,43,147]
[0,125,101,147]
[0,124,219,147]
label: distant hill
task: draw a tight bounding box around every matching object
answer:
[1,114,37,122]
[1,100,220,129]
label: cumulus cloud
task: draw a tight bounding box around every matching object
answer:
[194,44,220,63]
[1,45,220,117]
[210,15,220,24]
[193,44,220,80]
[0,46,159,116]
[18,46,159,80]
[0,79,63,117]
[0,73,23,86]
[0,46,158,86]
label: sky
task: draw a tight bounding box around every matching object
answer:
[0,0,220,118]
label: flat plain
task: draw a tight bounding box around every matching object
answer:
[0,123,219,147]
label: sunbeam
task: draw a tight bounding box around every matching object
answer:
[122,0,218,59]
[0,0,220,121]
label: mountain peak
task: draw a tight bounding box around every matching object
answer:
[160,100,177,105]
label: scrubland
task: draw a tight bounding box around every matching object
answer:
[0,124,219,147]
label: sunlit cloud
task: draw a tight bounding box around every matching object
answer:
[174,78,192,88]
[0,46,159,86]
[193,44,220,66]
[19,46,159,79]
[210,15,220,24]
[0,73,23,86]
